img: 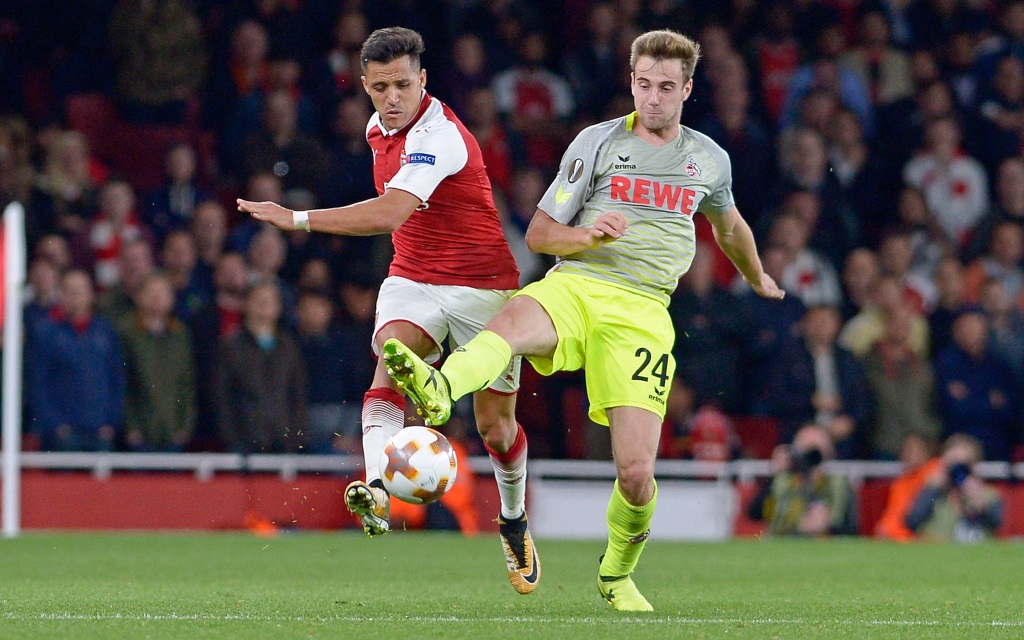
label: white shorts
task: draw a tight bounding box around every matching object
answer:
[372,276,521,394]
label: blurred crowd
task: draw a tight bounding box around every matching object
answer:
[0,0,1022,462]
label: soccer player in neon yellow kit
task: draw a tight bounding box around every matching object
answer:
[383,30,784,611]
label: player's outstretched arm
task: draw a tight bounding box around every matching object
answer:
[525,208,628,256]
[236,189,422,236]
[708,207,785,300]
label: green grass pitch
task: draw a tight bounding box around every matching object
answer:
[1,532,1021,639]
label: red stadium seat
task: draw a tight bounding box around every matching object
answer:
[109,122,193,193]
[64,93,116,161]
[731,415,780,459]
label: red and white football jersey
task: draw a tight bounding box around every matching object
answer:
[366,93,519,290]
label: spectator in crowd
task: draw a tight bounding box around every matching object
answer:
[440,33,492,118]
[237,89,328,196]
[827,109,894,245]
[980,278,1024,384]
[107,0,206,124]
[224,54,320,164]
[161,229,210,321]
[189,252,249,444]
[878,228,938,314]
[905,434,1003,541]
[323,96,377,208]
[118,271,196,451]
[563,2,621,120]
[935,308,1018,461]
[34,234,72,271]
[0,116,36,208]
[24,256,62,327]
[761,305,871,458]
[740,246,806,411]
[334,271,377,421]
[191,200,228,284]
[840,274,931,359]
[144,143,211,246]
[205,20,270,132]
[492,30,574,170]
[974,55,1024,173]
[779,56,873,136]
[840,248,880,321]
[30,131,98,245]
[748,2,801,124]
[962,221,1024,306]
[669,243,750,414]
[296,289,358,453]
[464,87,523,198]
[72,178,148,291]
[698,73,774,225]
[97,237,155,324]
[247,225,296,327]
[942,29,981,114]
[896,185,950,279]
[876,433,941,541]
[967,157,1024,261]
[215,280,306,453]
[308,11,369,118]
[763,424,859,537]
[903,116,989,252]
[974,0,1024,83]
[775,130,859,264]
[929,256,968,357]
[863,308,941,459]
[229,172,283,254]
[26,270,124,451]
[838,7,913,108]
[766,213,843,308]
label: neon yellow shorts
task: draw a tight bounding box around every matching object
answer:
[515,271,676,426]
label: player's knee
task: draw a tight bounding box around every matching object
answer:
[616,460,655,504]
[476,417,517,453]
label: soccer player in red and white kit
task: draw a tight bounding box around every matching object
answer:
[237,27,540,595]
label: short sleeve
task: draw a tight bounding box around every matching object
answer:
[537,126,603,224]
[385,120,469,202]
[698,142,735,215]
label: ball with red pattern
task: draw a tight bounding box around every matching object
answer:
[378,426,458,505]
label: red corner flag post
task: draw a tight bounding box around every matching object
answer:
[2,202,26,537]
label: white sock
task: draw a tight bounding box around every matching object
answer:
[361,388,405,485]
[487,423,528,520]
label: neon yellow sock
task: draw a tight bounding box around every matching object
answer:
[599,479,657,577]
[440,330,513,401]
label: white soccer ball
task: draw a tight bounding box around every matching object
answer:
[378,426,458,505]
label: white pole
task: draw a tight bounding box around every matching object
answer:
[3,202,26,538]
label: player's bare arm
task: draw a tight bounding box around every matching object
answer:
[236,188,422,236]
[525,208,628,256]
[708,206,785,299]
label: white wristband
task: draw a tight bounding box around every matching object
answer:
[293,210,310,232]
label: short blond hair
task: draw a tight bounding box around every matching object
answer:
[630,30,701,80]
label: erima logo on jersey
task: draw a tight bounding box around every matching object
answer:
[610,175,699,216]
[407,153,436,165]
[614,153,637,170]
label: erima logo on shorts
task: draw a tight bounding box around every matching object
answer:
[407,153,436,165]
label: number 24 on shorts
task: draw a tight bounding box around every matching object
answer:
[631,348,670,387]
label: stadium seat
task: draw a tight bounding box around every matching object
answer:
[65,93,116,161]
[731,415,780,459]
[109,123,193,192]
